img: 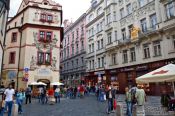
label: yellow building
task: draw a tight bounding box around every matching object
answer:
[2,0,63,89]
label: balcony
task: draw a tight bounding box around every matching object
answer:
[105,23,113,31]
[105,40,119,51]
[161,17,175,31]
[118,37,131,45]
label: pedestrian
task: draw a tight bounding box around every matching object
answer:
[16,88,24,114]
[4,84,15,116]
[135,86,146,115]
[0,95,5,116]
[125,87,132,116]
[48,88,54,104]
[161,90,171,110]
[41,87,47,104]
[73,87,77,99]
[106,86,114,114]
[54,87,60,103]
[25,87,32,104]
[38,87,43,103]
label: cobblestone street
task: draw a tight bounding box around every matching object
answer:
[3,94,173,116]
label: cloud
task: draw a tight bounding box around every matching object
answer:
[9,0,91,21]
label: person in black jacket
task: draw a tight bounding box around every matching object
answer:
[106,86,116,114]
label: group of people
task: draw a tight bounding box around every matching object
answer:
[125,85,146,116]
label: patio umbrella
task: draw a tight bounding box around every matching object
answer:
[37,82,47,86]
[136,64,175,96]
[50,82,64,86]
[29,82,39,85]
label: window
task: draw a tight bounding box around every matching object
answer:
[120,8,125,19]
[40,31,45,41]
[72,32,74,41]
[67,62,69,70]
[113,11,117,21]
[130,47,136,62]
[97,41,100,50]
[46,32,52,42]
[72,45,74,55]
[127,4,132,15]
[76,59,78,66]
[150,14,157,29]
[81,26,84,35]
[89,45,91,53]
[76,43,79,53]
[81,41,84,49]
[9,52,16,64]
[138,0,146,7]
[45,53,51,64]
[140,18,147,33]
[72,60,74,68]
[112,53,117,65]
[39,31,52,42]
[115,31,117,41]
[107,33,112,44]
[128,25,133,38]
[143,43,150,58]
[153,41,161,56]
[107,14,111,24]
[92,43,94,52]
[81,57,84,64]
[76,28,79,39]
[102,57,104,67]
[123,50,128,63]
[21,17,23,24]
[38,52,51,65]
[41,14,46,21]
[67,46,69,57]
[47,15,53,22]
[11,33,17,42]
[89,14,94,22]
[97,24,100,32]
[122,28,126,40]
[92,60,94,69]
[166,2,175,19]
[173,38,175,49]
[98,58,100,68]
[100,21,103,31]
[106,0,110,6]
[101,39,104,48]
[89,61,91,69]
[97,7,102,15]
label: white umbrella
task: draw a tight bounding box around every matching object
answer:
[29,82,39,85]
[50,82,64,86]
[136,64,175,96]
[37,82,47,86]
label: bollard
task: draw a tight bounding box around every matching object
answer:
[12,103,18,116]
[116,103,124,116]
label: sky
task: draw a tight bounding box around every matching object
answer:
[9,0,91,22]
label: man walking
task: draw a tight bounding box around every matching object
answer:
[25,87,32,104]
[4,84,15,116]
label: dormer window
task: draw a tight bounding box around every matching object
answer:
[44,2,48,5]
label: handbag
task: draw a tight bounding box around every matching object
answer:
[113,100,117,110]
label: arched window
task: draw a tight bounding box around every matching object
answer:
[97,7,102,16]
[88,14,94,22]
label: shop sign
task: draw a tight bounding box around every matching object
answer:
[37,68,51,76]
[95,71,105,75]
[136,65,148,71]
[8,71,16,80]
[121,67,134,72]
[110,70,117,74]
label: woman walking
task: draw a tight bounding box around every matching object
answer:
[16,88,25,114]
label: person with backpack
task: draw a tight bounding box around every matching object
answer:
[25,87,32,104]
[54,87,60,103]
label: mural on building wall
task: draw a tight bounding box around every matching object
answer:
[30,32,58,71]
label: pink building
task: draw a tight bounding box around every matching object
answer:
[60,13,86,86]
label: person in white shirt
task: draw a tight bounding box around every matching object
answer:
[4,84,15,116]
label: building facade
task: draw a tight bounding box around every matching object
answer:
[85,0,106,86]
[2,0,63,89]
[60,14,86,86]
[84,0,175,95]
[0,0,10,86]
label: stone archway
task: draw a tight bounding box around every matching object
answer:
[37,79,50,89]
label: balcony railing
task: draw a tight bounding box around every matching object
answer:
[118,36,131,45]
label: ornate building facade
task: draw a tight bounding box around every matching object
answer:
[60,14,86,86]
[0,0,10,85]
[2,0,63,89]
